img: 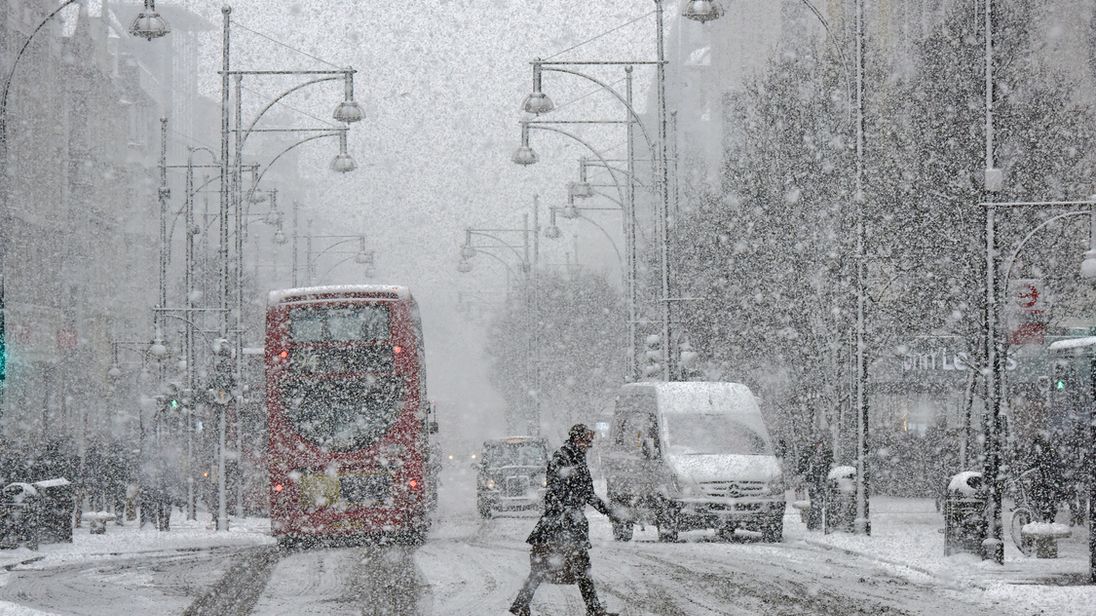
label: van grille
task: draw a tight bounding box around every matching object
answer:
[504,476,530,497]
[698,481,766,498]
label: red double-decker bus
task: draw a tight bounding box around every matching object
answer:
[265,285,437,544]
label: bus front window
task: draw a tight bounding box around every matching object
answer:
[282,375,405,451]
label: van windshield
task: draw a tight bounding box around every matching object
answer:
[663,413,771,456]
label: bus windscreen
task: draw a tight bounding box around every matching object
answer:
[281,375,405,451]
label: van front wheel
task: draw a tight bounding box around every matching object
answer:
[612,517,634,542]
[761,514,783,543]
[656,502,679,543]
[609,497,634,541]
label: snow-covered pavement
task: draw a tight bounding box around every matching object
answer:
[2,470,1095,615]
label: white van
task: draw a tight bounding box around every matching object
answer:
[604,382,786,542]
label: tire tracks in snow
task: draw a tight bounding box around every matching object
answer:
[183,545,282,616]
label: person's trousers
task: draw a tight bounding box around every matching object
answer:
[512,545,601,613]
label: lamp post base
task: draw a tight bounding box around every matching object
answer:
[982,537,1004,564]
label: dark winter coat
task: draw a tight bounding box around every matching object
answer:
[526,441,611,549]
[1029,436,1065,522]
[797,439,833,488]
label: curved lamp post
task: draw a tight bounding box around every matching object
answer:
[545,205,623,272]
[305,234,369,284]
[458,223,539,434]
[516,121,639,378]
[979,198,1096,567]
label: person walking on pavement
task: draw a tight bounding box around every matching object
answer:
[1028,431,1065,523]
[510,424,621,616]
[796,435,832,531]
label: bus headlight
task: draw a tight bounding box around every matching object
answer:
[299,474,339,510]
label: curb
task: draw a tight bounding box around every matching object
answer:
[799,537,988,591]
[1,555,45,571]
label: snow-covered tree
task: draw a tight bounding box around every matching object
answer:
[485,269,625,438]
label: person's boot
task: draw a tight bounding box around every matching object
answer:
[586,610,619,616]
[508,603,530,616]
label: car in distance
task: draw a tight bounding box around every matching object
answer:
[475,436,548,518]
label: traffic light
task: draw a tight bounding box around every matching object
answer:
[643,334,661,379]
[679,340,703,381]
[1051,363,1073,394]
[164,383,183,411]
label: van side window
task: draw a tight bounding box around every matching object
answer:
[612,414,628,446]
[641,414,660,460]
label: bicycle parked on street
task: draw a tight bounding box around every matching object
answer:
[1005,468,1038,556]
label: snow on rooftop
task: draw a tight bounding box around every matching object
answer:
[623,382,758,414]
[268,285,411,305]
[1047,336,1096,354]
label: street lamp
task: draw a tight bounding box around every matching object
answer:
[129,0,171,41]
[512,123,538,165]
[457,259,473,273]
[330,130,357,172]
[333,70,364,123]
[523,60,556,115]
[559,195,580,220]
[569,169,594,199]
[354,237,373,264]
[545,207,563,239]
[681,0,722,23]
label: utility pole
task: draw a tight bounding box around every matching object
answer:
[853,0,871,537]
[981,0,1005,565]
[216,4,232,533]
[654,0,675,382]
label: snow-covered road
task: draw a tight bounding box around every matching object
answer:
[181,512,1007,616]
[1,467,1091,615]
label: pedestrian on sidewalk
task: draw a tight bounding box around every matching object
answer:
[797,434,832,531]
[1027,431,1065,523]
[510,424,621,616]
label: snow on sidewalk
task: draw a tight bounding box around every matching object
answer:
[797,496,1095,616]
[0,510,274,571]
